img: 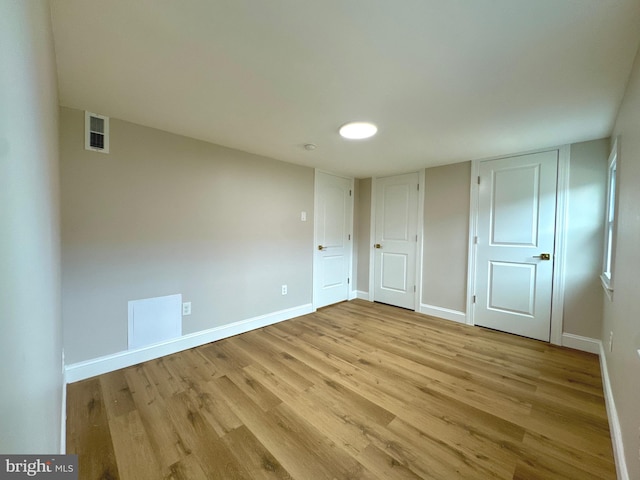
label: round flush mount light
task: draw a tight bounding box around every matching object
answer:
[339,121,378,140]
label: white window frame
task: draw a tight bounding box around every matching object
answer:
[601,138,619,299]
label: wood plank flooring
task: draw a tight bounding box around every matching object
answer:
[66,300,616,479]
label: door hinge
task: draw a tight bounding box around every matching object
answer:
[473,295,476,303]
[414,285,416,292]
[477,176,481,185]
[474,235,478,244]
[348,234,351,240]
[347,278,350,284]
[349,189,352,196]
[417,184,420,191]
[415,234,418,241]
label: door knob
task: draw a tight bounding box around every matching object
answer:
[532,253,551,260]
[374,243,382,249]
[318,245,326,251]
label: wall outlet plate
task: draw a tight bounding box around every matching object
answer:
[281,285,288,295]
[182,302,192,316]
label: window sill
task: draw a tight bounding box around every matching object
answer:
[600,274,614,301]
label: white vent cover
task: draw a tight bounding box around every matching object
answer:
[128,294,182,350]
[85,111,109,153]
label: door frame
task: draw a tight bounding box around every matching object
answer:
[313,169,355,310]
[368,170,426,312]
[466,146,569,345]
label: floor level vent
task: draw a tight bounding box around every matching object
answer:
[128,294,182,350]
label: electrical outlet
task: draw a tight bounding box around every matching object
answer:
[609,331,614,353]
[281,285,288,295]
[182,302,191,316]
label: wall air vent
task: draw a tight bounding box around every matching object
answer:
[85,111,109,153]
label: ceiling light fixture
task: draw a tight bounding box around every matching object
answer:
[339,122,378,140]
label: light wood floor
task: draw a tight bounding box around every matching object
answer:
[66,300,616,479]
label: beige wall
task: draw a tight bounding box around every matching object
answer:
[0,0,63,453]
[422,162,471,312]
[60,107,314,364]
[563,139,609,338]
[602,43,640,480]
[356,178,372,293]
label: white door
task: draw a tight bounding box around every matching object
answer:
[373,172,419,310]
[474,151,558,341]
[314,172,353,308]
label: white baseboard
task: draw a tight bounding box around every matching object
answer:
[356,290,369,300]
[419,304,467,324]
[65,303,314,384]
[349,289,358,300]
[598,341,629,480]
[556,335,627,479]
[561,333,601,354]
[60,349,66,454]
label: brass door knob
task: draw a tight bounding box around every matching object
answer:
[318,245,326,251]
[532,253,551,260]
[374,243,382,249]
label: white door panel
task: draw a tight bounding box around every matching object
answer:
[381,252,408,291]
[491,164,541,246]
[474,151,558,341]
[383,184,411,240]
[488,261,536,316]
[374,172,419,310]
[314,172,353,308]
[321,255,345,287]
[323,185,346,247]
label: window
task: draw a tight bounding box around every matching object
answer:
[601,138,618,298]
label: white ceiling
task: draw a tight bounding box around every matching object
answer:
[50,0,640,178]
